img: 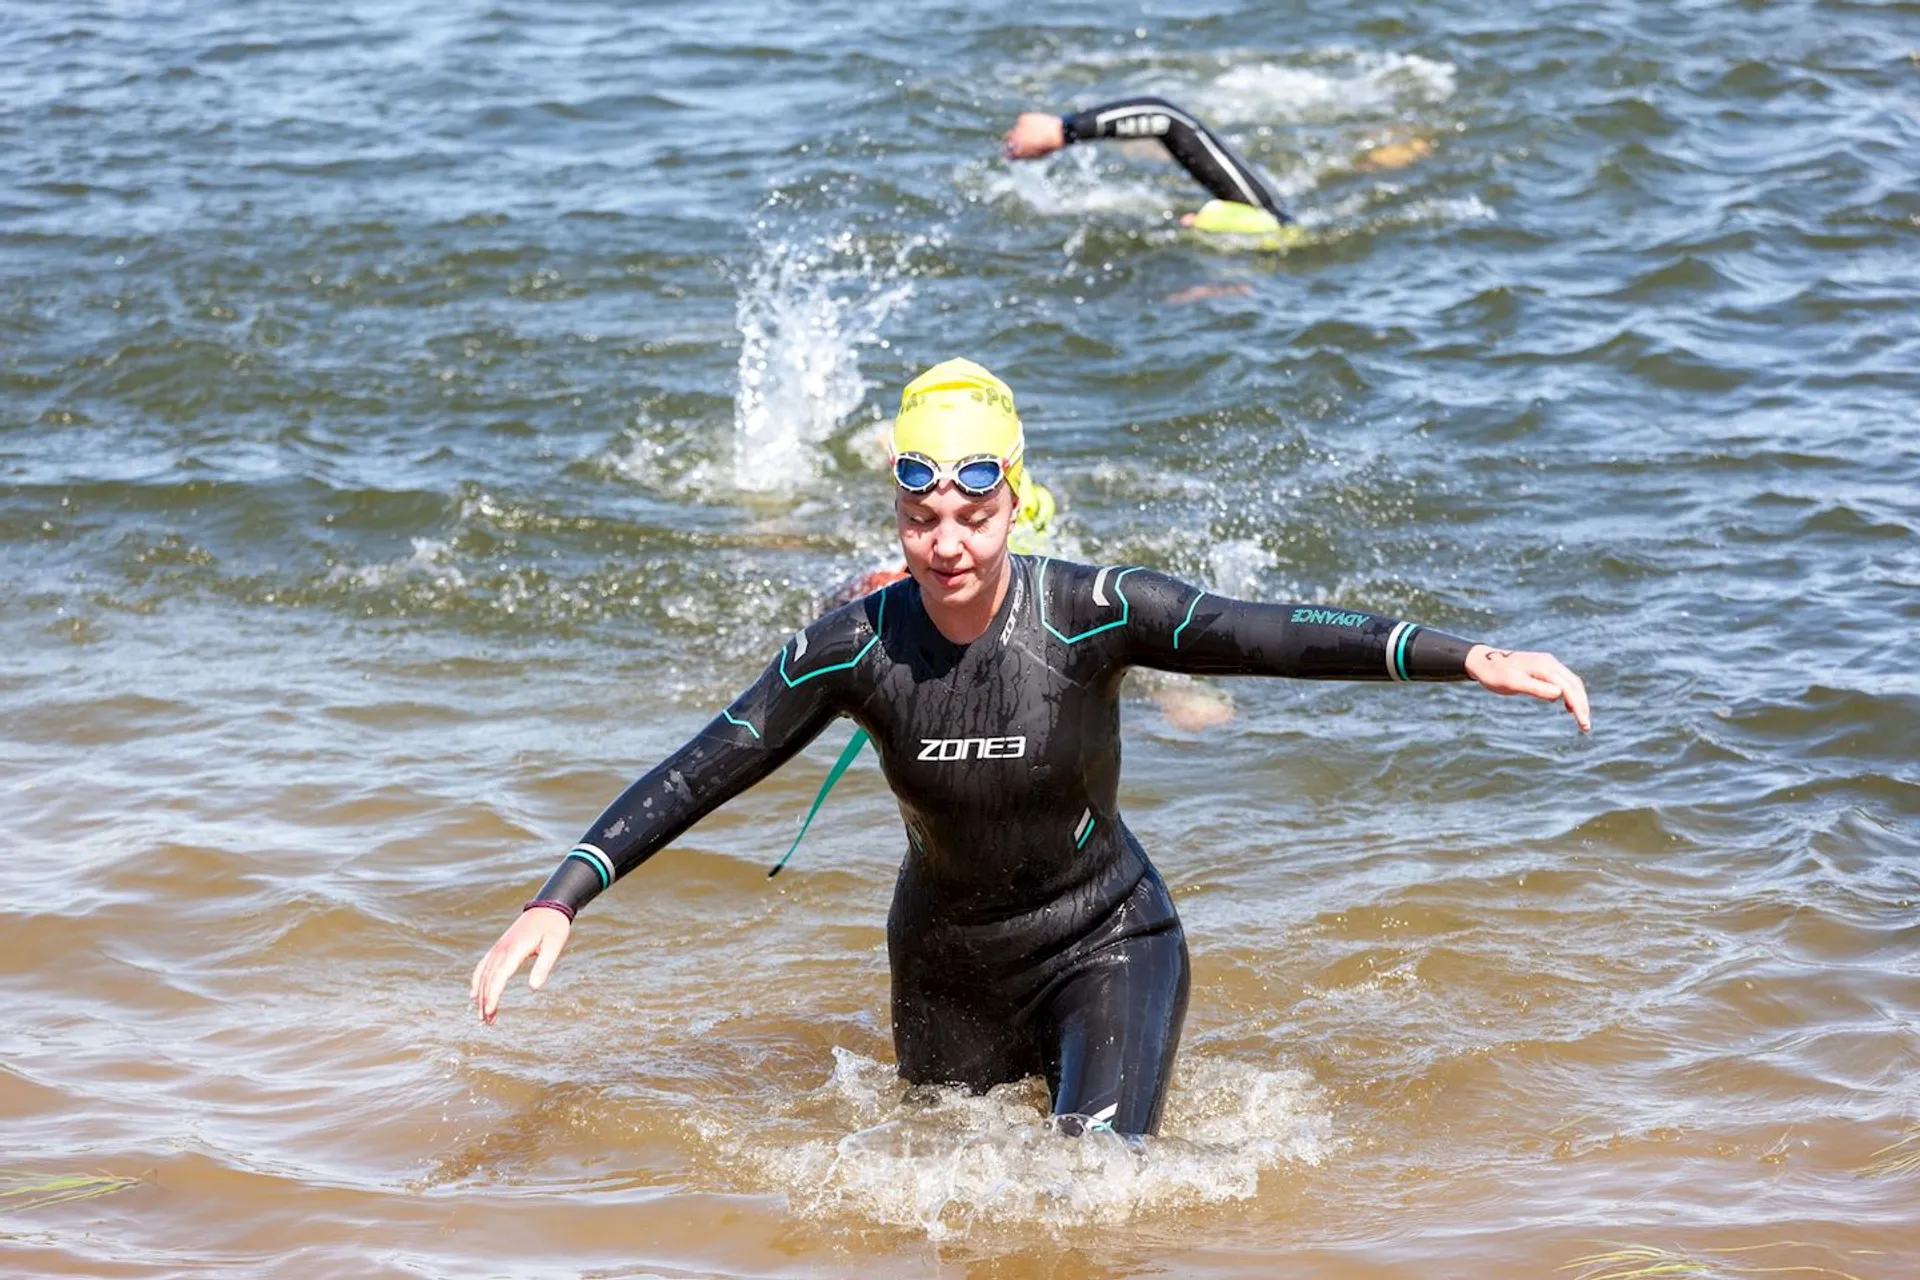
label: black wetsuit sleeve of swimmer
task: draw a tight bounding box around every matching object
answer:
[1117,569,1476,681]
[1059,95,1290,222]
[527,599,877,916]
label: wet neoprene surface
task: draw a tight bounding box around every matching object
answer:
[534,555,1474,1131]
[1060,95,1291,221]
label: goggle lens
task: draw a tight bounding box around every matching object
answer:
[891,452,1006,496]
[893,456,939,492]
[954,459,1005,495]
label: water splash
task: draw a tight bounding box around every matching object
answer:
[698,1047,1330,1239]
[977,146,1179,220]
[730,229,920,491]
[1207,538,1279,598]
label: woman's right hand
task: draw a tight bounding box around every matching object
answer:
[470,906,573,1024]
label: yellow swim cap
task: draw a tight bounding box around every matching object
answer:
[1189,200,1310,251]
[1190,199,1286,235]
[892,358,1027,496]
[1009,479,1056,554]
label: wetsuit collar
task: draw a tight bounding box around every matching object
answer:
[914,554,1025,653]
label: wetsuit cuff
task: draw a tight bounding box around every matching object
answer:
[1060,110,1091,145]
[1397,626,1476,681]
[532,845,615,915]
[522,898,576,922]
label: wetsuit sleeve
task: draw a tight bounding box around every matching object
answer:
[527,597,882,916]
[1117,568,1476,681]
[1059,95,1290,221]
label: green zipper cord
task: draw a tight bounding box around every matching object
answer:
[766,727,871,878]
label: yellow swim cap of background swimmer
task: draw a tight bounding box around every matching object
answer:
[1190,200,1313,249]
[1008,479,1056,554]
[1190,199,1287,236]
[892,358,1027,495]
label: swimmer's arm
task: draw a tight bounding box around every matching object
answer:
[472,610,873,1021]
[528,662,844,916]
[1120,569,1589,728]
[1008,96,1289,221]
[472,672,839,1022]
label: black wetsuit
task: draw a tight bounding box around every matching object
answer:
[530,556,1474,1135]
[1061,95,1291,223]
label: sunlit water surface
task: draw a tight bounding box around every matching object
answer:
[3,1,1917,1276]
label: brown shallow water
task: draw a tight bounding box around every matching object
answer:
[3,0,1918,1275]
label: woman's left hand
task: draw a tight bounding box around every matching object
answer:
[1465,645,1591,733]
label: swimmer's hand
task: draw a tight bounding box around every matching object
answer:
[1004,113,1066,160]
[1464,645,1592,734]
[470,906,572,1024]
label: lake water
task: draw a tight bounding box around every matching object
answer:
[3,1,1917,1275]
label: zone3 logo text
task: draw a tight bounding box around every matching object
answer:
[918,735,1028,761]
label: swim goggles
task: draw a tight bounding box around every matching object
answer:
[890,451,1010,497]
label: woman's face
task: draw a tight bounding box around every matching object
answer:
[895,480,1015,611]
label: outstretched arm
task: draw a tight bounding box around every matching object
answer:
[471,596,885,1020]
[1118,569,1589,728]
[1004,96,1289,222]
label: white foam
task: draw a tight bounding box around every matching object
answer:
[973,146,1180,220]
[697,1048,1330,1239]
[1020,46,1457,124]
[1207,538,1278,598]
[729,230,919,492]
[322,536,460,589]
[1187,52,1458,125]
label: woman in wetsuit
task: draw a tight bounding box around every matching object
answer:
[470,359,1591,1137]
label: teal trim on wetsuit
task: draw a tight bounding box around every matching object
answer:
[719,709,761,739]
[529,556,1476,1135]
[564,845,614,891]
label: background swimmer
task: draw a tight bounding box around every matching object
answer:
[1004,94,1295,234]
[1003,93,1437,240]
